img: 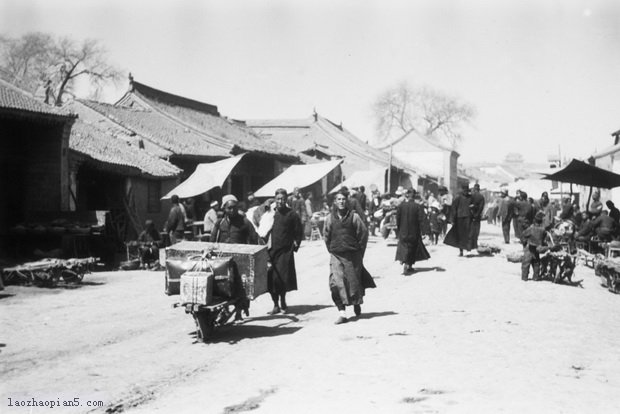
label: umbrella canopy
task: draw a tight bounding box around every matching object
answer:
[542,158,620,189]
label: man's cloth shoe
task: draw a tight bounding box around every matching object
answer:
[334,316,348,325]
[268,306,281,315]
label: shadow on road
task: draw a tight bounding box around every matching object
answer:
[356,310,397,320]
[0,293,15,299]
[407,266,446,274]
[193,325,302,345]
[282,304,331,315]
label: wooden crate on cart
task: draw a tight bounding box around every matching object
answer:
[164,241,268,300]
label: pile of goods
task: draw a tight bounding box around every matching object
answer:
[477,242,502,256]
[540,251,577,284]
[594,259,620,294]
[506,251,524,263]
[2,257,97,287]
[10,219,99,236]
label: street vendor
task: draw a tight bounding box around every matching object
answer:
[264,188,303,315]
[588,190,603,219]
[590,210,618,242]
[210,195,258,244]
[520,211,558,281]
[138,220,162,269]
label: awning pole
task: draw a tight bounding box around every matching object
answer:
[586,186,593,212]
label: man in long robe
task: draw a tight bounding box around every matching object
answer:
[395,188,431,274]
[444,185,473,256]
[266,189,303,314]
[324,189,373,325]
[469,183,485,249]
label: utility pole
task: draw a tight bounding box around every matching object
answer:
[386,143,393,193]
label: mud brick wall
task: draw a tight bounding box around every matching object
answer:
[23,122,66,212]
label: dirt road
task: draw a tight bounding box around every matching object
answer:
[2,224,619,413]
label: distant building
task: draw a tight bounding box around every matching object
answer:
[247,112,424,194]
[587,127,620,207]
[375,130,459,195]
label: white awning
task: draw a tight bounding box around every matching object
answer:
[329,168,386,194]
[161,154,245,199]
[254,159,343,197]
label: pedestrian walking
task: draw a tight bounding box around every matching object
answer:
[324,189,374,324]
[264,189,303,315]
[469,183,485,249]
[395,188,431,274]
[444,184,473,256]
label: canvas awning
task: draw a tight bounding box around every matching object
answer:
[254,159,343,197]
[161,154,245,199]
[542,158,620,189]
[329,168,386,194]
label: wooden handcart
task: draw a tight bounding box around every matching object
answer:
[2,257,97,287]
[164,241,269,342]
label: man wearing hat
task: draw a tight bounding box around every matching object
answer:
[520,210,554,281]
[210,195,258,244]
[203,200,219,235]
[444,184,473,256]
[438,186,452,237]
[497,189,515,243]
[515,191,534,238]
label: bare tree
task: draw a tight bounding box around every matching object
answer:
[0,32,121,105]
[372,81,475,149]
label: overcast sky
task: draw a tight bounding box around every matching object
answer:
[2,0,619,165]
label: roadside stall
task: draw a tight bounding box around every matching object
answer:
[542,159,620,293]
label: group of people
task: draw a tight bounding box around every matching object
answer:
[162,187,376,325]
[158,182,620,324]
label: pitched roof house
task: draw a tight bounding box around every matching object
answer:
[247,113,422,193]
[1,79,77,253]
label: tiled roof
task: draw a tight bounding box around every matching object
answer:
[121,80,220,116]
[79,100,232,158]
[122,85,297,158]
[247,115,420,175]
[70,120,181,178]
[0,79,75,119]
[68,100,172,159]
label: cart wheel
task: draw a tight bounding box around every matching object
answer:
[193,311,216,342]
[61,269,82,284]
